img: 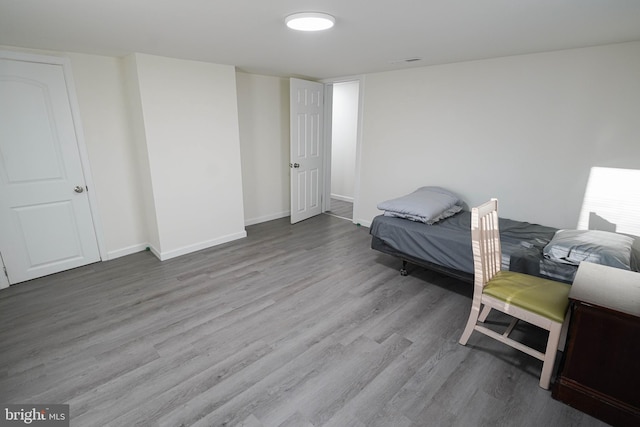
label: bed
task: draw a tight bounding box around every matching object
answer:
[370,187,639,284]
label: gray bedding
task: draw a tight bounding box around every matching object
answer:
[370,211,580,283]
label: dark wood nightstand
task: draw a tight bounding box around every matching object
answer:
[552,262,640,427]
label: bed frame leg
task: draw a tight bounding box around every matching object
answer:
[400,260,408,276]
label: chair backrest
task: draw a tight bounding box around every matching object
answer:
[471,198,502,289]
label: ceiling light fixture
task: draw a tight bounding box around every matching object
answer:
[285,12,335,31]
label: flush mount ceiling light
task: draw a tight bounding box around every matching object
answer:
[285,12,335,31]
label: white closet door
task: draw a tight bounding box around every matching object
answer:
[0,58,100,285]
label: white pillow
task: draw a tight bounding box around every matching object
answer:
[543,229,634,270]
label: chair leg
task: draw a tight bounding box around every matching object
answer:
[459,301,482,345]
[539,321,563,389]
[478,305,491,323]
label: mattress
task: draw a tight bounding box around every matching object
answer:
[370,211,579,283]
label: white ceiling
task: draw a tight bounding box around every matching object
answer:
[1,0,640,79]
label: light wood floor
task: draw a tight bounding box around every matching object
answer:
[0,214,606,427]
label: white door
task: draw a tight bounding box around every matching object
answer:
[0,58,100,285]
[290,78,324,224]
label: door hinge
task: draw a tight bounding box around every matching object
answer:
[2,266,7,279]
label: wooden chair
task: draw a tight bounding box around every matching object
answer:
[459,199,571,389]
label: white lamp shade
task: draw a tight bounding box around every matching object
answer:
[286,12,335,31]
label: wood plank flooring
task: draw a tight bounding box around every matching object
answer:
[326,199,353,220]
[0,214,606,427]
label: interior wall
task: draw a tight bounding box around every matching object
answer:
[236,72,290,225]
[67,53,149,259]
[356,41,640,229]
[330,81,359,202]
[133,53,246,259]
[122,53,159,253]
[2,46,255,263]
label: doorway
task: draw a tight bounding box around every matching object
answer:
[326,80,360,221]
[287,77,362,225]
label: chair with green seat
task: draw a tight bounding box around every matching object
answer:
[458,198,571,389]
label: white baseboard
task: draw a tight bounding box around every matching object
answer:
[103,229,250,262]
[355,218,372,228]
[330,194,354,203]
[148,244,161,260]
[157,231,248,261]
[106,243,150,260]
[245,210,290,226]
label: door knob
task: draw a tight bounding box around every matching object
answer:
[74,186,84,193]
[293,163,300,168]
